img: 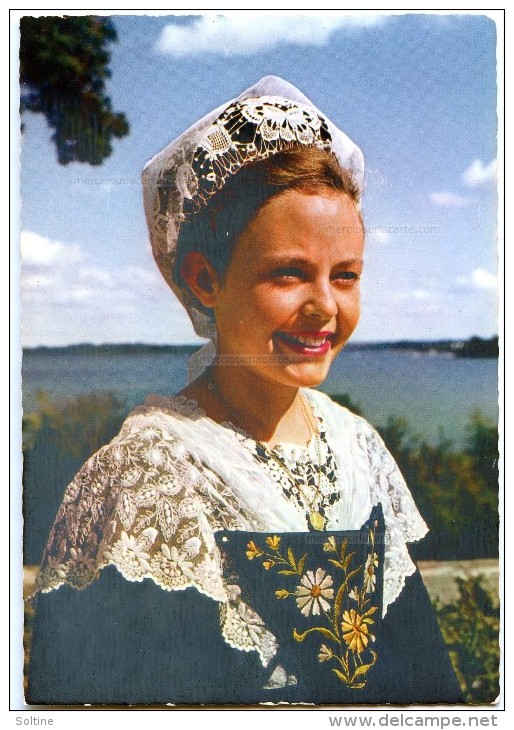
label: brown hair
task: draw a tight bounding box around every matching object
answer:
[259,146,361,200]
[174,146,362,297]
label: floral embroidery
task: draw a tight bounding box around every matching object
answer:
[63,547,98,590]
[296,569,334,617]
[247,519,381,689]
[266,535,281,551]
[32,392,416,682]
[364,552,379,593]
[323,536,337,553]
[106,528,158,581]
[318,643,333,663]
[246,541,264,560]
[341,608,376,654]
[149,544,194,590]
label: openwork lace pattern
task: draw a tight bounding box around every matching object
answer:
[354,416,428,612]
[34,416,278,667]
[155,96,332,235]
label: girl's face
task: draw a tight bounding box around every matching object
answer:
[211,189,365,390]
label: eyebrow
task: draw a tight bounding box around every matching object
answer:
[260,256,364,268]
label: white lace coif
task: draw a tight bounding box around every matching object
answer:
[142,75,365,341]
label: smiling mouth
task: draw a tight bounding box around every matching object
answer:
[274,331,335,356]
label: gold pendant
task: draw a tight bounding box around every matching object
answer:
[309,511,326,531]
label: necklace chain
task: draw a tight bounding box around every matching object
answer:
[267,397,325,531]
[206,368,326,530]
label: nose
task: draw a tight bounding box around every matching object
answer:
[302,278,338,319]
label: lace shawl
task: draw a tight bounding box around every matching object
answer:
[33,389,427,668]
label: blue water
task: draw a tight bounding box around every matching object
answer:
[21,348,498,447]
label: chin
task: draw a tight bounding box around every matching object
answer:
[281,361,334,389]
[281,341,347,386]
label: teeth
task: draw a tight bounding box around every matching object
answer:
[280,333,328,347]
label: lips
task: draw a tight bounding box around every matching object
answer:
[274,330,335,356]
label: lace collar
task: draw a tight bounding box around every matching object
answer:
[36,388,428,620]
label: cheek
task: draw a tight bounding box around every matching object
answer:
[239,285,300,324]
[352,290,361,318]
[255,287,300,315]
[352,298,361,327]
[338,290,361,327]
[215,285,284,336]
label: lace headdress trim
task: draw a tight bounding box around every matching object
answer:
[142,76,364,340]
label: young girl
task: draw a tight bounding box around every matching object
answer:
[28,76,462,706]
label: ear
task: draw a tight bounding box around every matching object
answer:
[180,252,221,308]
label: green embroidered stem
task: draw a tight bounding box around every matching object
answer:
[333,567,363,635]
[334,651,350,674]
[333,667,351,684]
[293,626,340,644]
[250,538,307,576]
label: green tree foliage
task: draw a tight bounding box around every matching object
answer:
[465,410,499,495]
[434,576,500,704]
[377,415,499,560]
[20,16,129,165]
[23,391,127,564]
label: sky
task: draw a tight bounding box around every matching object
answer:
[18,11,500,347]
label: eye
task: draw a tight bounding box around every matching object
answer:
[269,267,306,281]
[333,271,361,284]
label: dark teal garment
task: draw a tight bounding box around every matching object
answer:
[27,507,463,706]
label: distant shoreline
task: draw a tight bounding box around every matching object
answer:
[23,336,499,359]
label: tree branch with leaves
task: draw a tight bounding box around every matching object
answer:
[20,15,129,165]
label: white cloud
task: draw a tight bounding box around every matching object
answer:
[20,230,193,349]
[156,14,385,57]
[471,267,497,291]
[456,268,497,291]
[22,274,55,291]
[412,289,431,300]
[79,267,114,287]
[21,230,83,267]
[21,230,160,309]
[430,191,470,208]
[462,158,497,187]
[123,266,162,288]
[57,287,96,304]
